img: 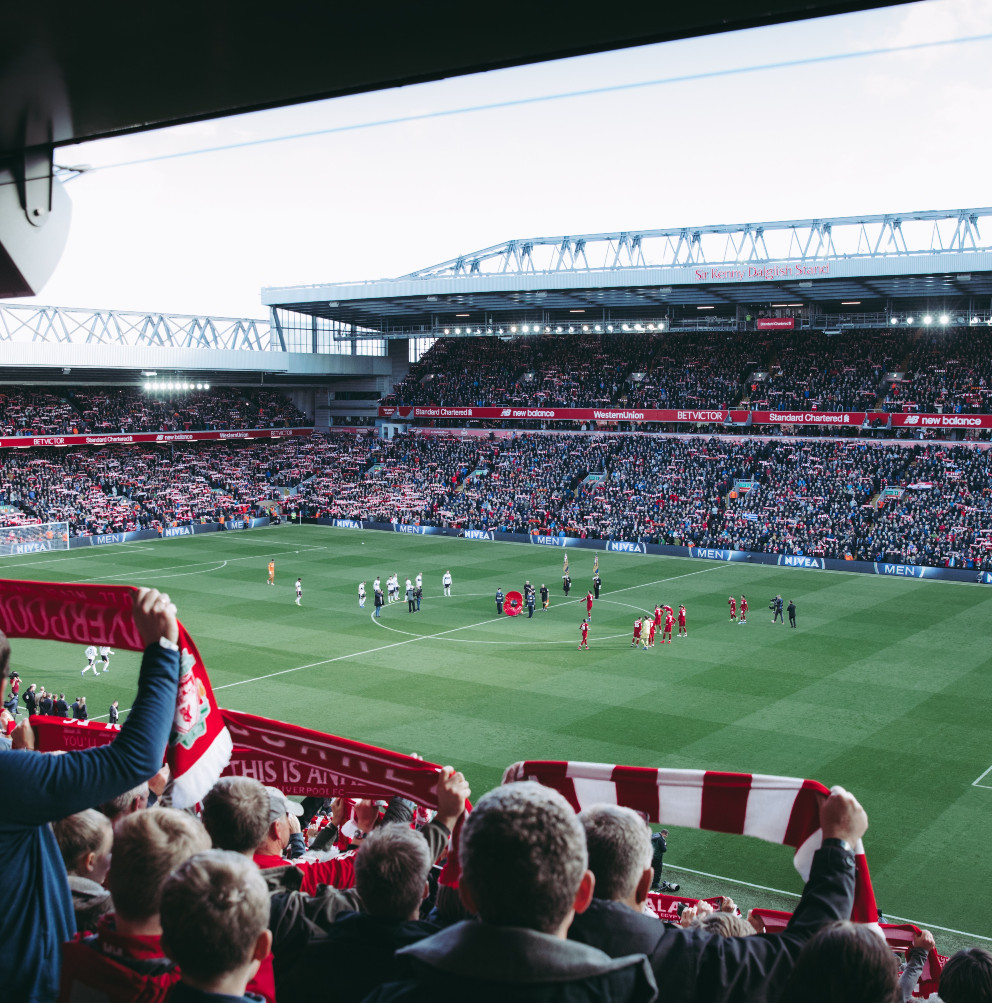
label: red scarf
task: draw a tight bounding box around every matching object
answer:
[0,578,231,807]
[506,760,878,923]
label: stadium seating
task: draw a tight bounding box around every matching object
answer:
[4,431,991,571]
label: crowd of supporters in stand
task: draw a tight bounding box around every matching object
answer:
[0,386,309,435]
[384,327,992,417]
[2,432,990,570]
[884,326,992,415]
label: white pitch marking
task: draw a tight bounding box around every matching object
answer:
[972,763,992,788]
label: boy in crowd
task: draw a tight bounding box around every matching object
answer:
[160,851,272,1003]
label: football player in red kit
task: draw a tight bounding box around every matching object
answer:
[631,617,642,647]
[578,619,589,650]
[663,608,675,643]
[739,594,748,624]
[653,605,663,631]
[729,596,737,621]
[677,604,687,637]
[647,618,656,648]
[586,591,594,618]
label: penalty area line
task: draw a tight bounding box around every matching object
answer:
[972,763,992,788]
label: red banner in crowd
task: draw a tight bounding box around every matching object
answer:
[379,404,992,429]
[31,708,446,804]
[756,318,795,330]
[0,427,314,451]
[2,579,231,807]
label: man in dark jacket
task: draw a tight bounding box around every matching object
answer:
[366,781,657,1003]
[283,824,440,1002]
[568,793,868,1003]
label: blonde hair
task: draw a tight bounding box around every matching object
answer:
[109,808,211,921]
[52,809,112,874]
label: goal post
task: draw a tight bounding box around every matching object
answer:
[0,521,70,557]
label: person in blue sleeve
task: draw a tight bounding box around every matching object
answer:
[0,587,182,1003]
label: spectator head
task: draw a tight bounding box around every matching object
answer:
[355,824,432,922]
[201,776,270,854]
[779,920,898,1003]
[108,807,211,932]
[52,809,114,884]
[98,781,149,822]
[160,850,271,993]
[257,785,304,854]
[939,947,992,1003]
[578,804,653,907]
[459,781,593,937]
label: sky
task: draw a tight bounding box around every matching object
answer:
[9,0,992,320]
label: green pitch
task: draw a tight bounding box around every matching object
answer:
[5,524,991,944]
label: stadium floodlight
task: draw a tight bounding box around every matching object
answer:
[939,314,950,325]
[906,317,914,324]
[582,325,589,333]
[606,324,613,332]
[454,327,461,334]
[622,323,629,331]
[971,317,980,325]
[890,317,899,325]
[204,383,210,389]
[555,326,563,333]
[486,329,492,335]
[510,326,517,333]
[567,326,574,334]
[659,321,665,330]
[923,314,933,324]
[443,328,450,335]
[595,324,602,332]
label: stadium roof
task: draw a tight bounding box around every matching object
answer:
[264,209,992,333]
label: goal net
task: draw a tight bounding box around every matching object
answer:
[0,521,70,557]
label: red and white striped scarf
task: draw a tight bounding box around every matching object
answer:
[506,760,878,923]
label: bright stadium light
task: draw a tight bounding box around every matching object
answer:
[510,326,517,333]
[923,314,933,324]
[971,317,980,325]
[594,324,602,332]
[659,321,665,330]
[606,324,613,332]
[939,314,950,325]
[443,328,450,335]
[454,327,461,334]
[906,316,914,324]
[622,323,629,331]
[204,383,210,389]
[567,326,574,334]
[890,317,899,325]
[556,326,563,333]
[582,325,589,332]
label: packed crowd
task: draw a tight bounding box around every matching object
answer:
[293,432,992,570]
[1,603,983,1003]
[885,327,992,415]
[383,327,992,418]
[0,386,309,435]
[2,431,992,570]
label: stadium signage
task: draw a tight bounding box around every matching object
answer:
[0,428,314,451]
[756,318,796,330]
[463,529,495,540]
[380,405,992,430]
[530,535,566,547]
[92,533,126,546]
[333,519,363,529]
[693,263,830,282]
[10,541,53,554]
[690,547,730,561]
[163,526,193,538]
[876,563,926,577]
[777,555,825,569]
[393,523,429,534]
[607,541,646,553]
